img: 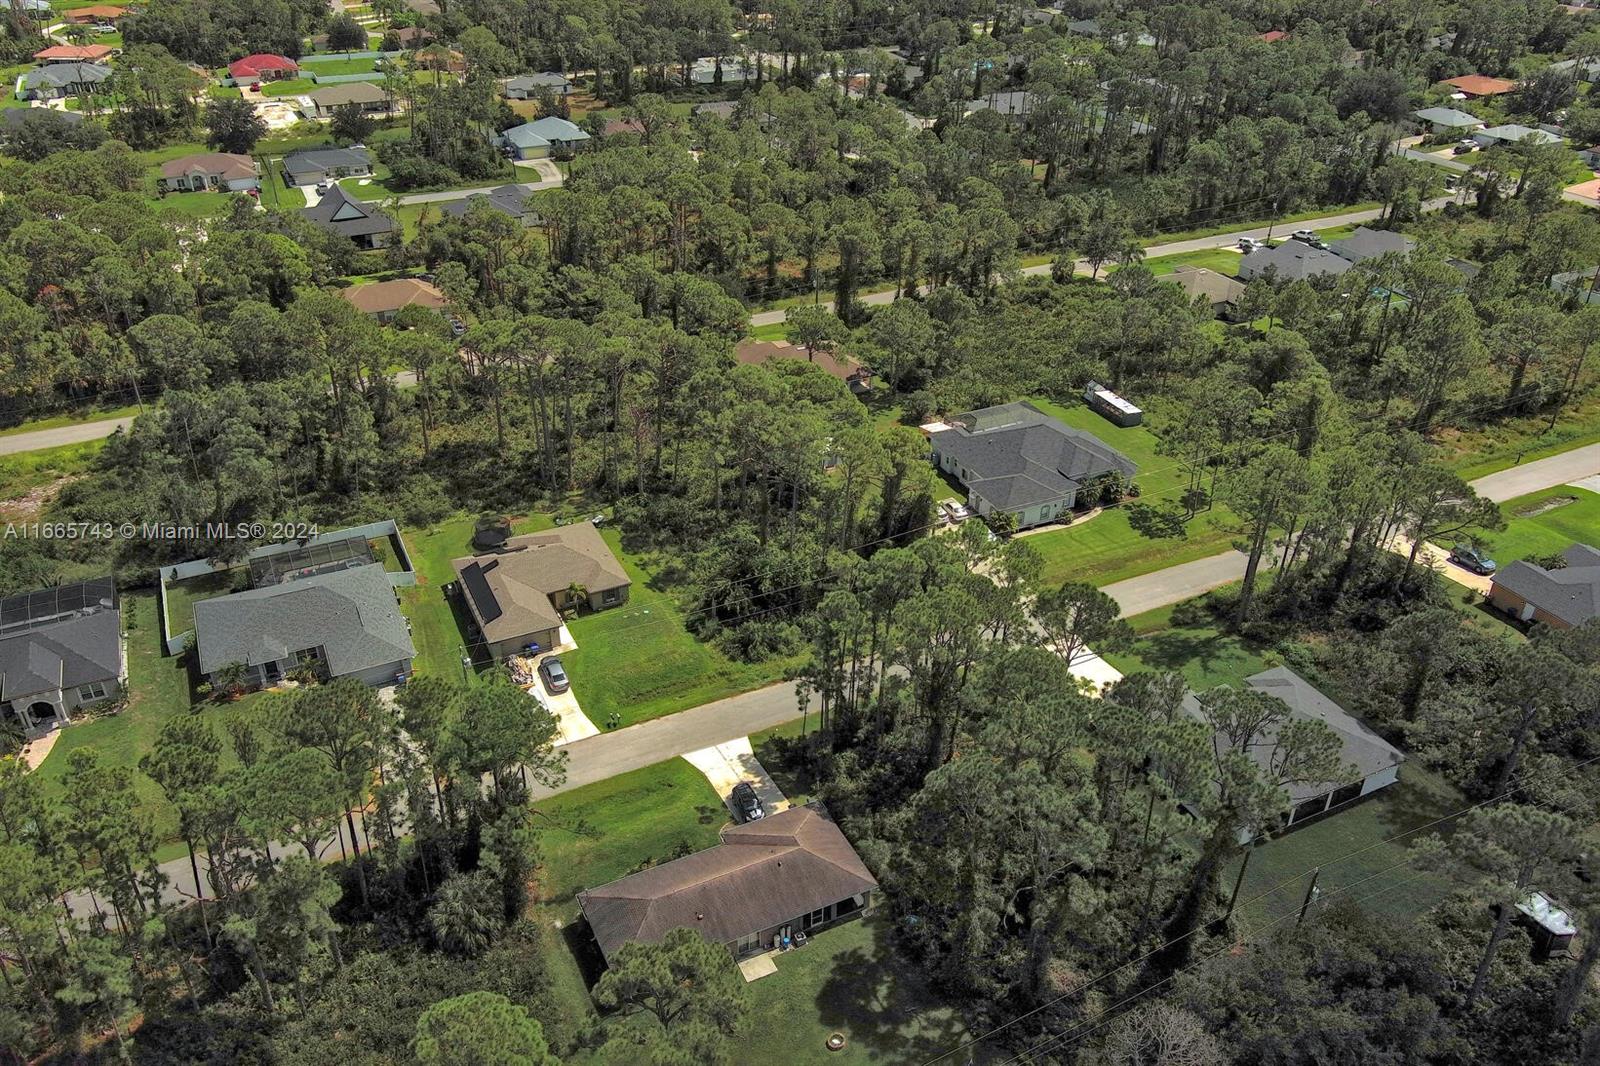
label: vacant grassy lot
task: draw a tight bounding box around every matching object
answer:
[1442,392,1600,479]
[561,529,799,729]
[1020,396,1240,587]
[1134,246,1243,277]
[0,439,105,519]
[1102,600,1274,689]
[1476,485,1600,563]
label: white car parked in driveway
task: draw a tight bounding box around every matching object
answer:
[940,499,973,523]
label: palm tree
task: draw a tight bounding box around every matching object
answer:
[427,872,503,957]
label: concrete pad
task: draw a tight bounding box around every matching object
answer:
[1063,645,1124,696]
[738,951,778,982]
[19,729,59,772]
[510,625,596,746]
[682,737,788,816]
[1385,534,1493,594]
[1567,177,1600,200]
[1572,474,1600,494]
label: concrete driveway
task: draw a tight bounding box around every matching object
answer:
[512,626,599,746]
[682,738,788,818]
[1390,535,1494,594]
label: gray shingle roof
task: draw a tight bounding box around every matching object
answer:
[502,117,590,149]
[579,804,878,964]
[1239,242,1353,281]
[1492,543,1600,627]
[301,184,397,239]
[1183,666,1404,805]
[23,62,112,90]
[282,146,373,181]
[931,400,1138,511]
[1413,106,1484,128]
[0,606,121,702]
[441,184,536,221]
[452,523,630,647]
[504,72,571,93]
[192,562,413,677]
[1327,226,1417,264]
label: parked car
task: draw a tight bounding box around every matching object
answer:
[1237,237,1263,252]
[1453,139,1478,154]
[940,499,973,523]
[91,22,115,32]
[731,781,764,822]
[1449,544,1498,575]
[1290,229,1319,242]
[538,656,570,694]
[449,315,467,337]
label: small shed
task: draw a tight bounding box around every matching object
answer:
[1515,892,1577,959]
[1084,381,1142,427]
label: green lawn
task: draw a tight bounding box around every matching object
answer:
[561,529,799,729]
[0,439,105,513]
[1229,763,1464,934]
[163,567,245,638]
[260,77,317,97]
[32,591,261,851]
[1132,247,1242,277]
[1101,601,1274,689]
[297,56,383,77]
[1473,485,1600,563]
[526,757,729,1051]
[748,320,789,341]
[1444,391,1600,480]
[1018,396,1240,587]
[743,914,986,1066]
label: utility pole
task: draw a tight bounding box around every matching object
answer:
[1296,868,1322,928]
[1224,847,1253,921]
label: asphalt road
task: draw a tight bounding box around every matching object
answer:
[1099,439,1600,618]
[0,417,136,455]
[395,160,563,205]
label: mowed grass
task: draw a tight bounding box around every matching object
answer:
[32,591,259,853]
[527,757,728,1046]
[1102,600,1273,689]
[1134,247,1243,277]
[562,529,799,729]
[1019,396,1240,587]
[1475,485,1600,563]
[1230,763,1464,933]
[163,567,244,638]
[743,914,989,1066]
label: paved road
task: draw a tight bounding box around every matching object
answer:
[0,417,136,455]
[1468,442,1600,503]
[748,198,1455,327]
[1099,441,1600,617]
[71,678,802,912]
[395,161,563,205]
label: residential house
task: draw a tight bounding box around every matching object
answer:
[602,117,646,137]
[1413,106,1486,132]
[301,184,398,249]
[0,108,85,138]
[1441,74,1518,97]
[734,339,872,394]
[1473,123,1564,148]
[1237,241,1353,282]
[403,0,439,15]
[34,45,115,64]
[158,152,261,192]
[1168,265,1245,318]
[1578,144,1600,167]
[19,62,111,100]
[1550,57,1600,80]
[965,89,1033,121]
[927,400,1138,530]
[339,278,448,321]
[451,523,631,661]
[693,100,739,119]
[1083,381,1142,427]
[1258,29,1289,42]
[1488,543,1600,628]
[502,72,573,98]
[193,546,413,690]
[18,0,51,16]
[691,57,759,84]
[499,116,590,159]
[228,53,299,84]
[414,47,467,73]
[579,804,878,965]
[440,183,540,226]
[1181,667,1404,835]
[64,4,125,23]
[307,81,392,119]
[388,27,435,48]
[281,146,374,186]
[0,578,124,740]
[1065,18,1157,46]
[1326,225,1417,264]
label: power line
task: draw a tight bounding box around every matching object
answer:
[919,750,1600,1065]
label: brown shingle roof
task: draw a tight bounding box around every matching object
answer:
[159,152,257,181]
[339,278,447,315]
[734,339,869,389]
[579,805,878,963]
[1442,74,1517,96]
[451,523,630,646]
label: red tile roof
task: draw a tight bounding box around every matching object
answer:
[1259,29,1288,42]
[1442,74,1517,96]
[228,53,298,80]
[34,44,114,62]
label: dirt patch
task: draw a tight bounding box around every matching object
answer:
[0,474,81,523]
[1514,495,1576,518]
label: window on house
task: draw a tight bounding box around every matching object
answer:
[602,588,621,605]
[77,681,108,702]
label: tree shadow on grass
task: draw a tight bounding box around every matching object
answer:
[1131,628,1265,687]
[812,918,976,1063]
